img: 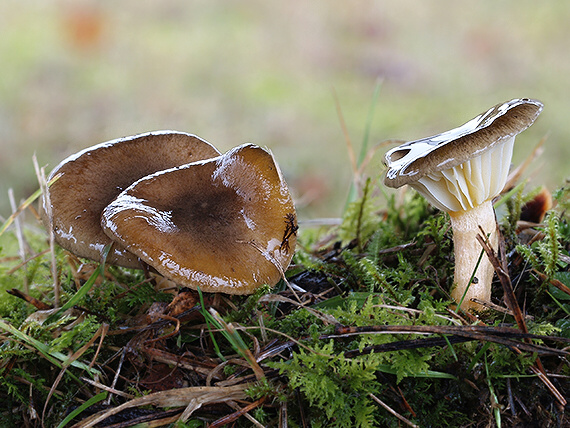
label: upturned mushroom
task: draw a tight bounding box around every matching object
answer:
[41,131,221,268]
[101,143,297,295]
[383,98,543,311]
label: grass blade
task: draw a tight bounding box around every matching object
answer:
[55,392,107,428]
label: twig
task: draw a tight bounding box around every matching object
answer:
[477,227,567,406]
[535,270,570,297]
[79,377,135,399]
[476,227,527,333]
[105,348,126,406]
[333,324,570,356]
[343,335,471,358]
[210,397,267,428]
[369,393,418,427]
[6,288,52,310]
[470,297,534,320]
[280,399,288,428]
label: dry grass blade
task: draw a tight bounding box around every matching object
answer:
[8,188,29,293]
[334,323,570,342]
[33,156,61,306]
[88,323,108,369]
[94,408,184,427]
[469,297,534,319]
[71,384,250,428]
[6,248,51,275]
[208,308,266,381]
[0,172,58,236]
[528,365,567,406]
[258,294,339,325]
[143,347,219,379]
[42,322,110,425]
[332,88,357,177]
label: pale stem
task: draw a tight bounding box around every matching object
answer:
[449,200,498,311]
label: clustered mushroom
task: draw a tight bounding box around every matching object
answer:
[43,98,543,310]
[42,131,297,295]
[383,98,543,311]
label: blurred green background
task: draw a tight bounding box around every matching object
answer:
[0,1,568,220]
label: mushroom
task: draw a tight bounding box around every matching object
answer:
[41,131,221,268]
[383,98,543,311]
[101,143,297,295]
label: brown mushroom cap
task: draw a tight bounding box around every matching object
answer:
[383,98,543,189]
[42,131,221,268]
[101,143,297,294]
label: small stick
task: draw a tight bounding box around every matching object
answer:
[6,288,52,310]
[477,228,567,406]
[535,270,570,297]
[209,397,266,428]
[369,393,418,427]
[334,324,570,356]
[80,377,135,399]
[476,228,527,333]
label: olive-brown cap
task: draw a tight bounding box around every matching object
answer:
[42,131,221,268]
[382,98,543,212]
[101,143,297,294]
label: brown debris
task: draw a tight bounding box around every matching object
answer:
[6,288,52,310]
[71,385,250,428]
[520,186,553,223]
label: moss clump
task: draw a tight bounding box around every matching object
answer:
[1,170,569,427]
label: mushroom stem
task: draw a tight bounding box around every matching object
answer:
[449,199,498,311]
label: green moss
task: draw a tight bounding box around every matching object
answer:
[0,172,569,426]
